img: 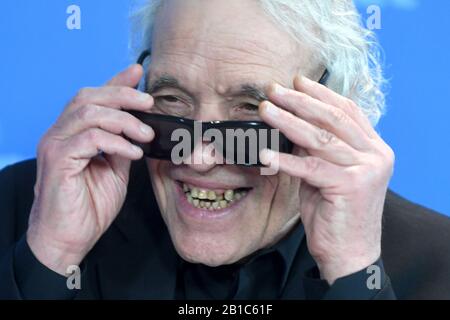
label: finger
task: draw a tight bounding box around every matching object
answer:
[68,86,153,112]
[260,101,361,166]
[106,64,144,88]
[259,149,346,189]
[267,84,370,151]
[294,75,377,138]
[57,104,154,142]
[64,128,144,161]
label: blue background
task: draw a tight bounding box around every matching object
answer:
[0,0,448,215]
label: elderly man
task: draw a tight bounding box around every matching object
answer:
[1,0,449,300]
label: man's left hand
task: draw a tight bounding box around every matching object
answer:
[259,75,395,285]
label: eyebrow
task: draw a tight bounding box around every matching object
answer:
[146,75,185,95]
[239,84,268,102]
[146,75,268,102]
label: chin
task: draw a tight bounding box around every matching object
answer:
[170,229,248,266]
[159,171,266,266]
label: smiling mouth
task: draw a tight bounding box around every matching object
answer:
[179,183,251,211]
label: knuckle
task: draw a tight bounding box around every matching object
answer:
[364,154,394,183]
[375,142,396,168]
[347,168,361,186]
[304,156,321,173]
[383,146,396,174]
[86,128,101,142]
[329,108,348,125]
[386,146,396,164]
[76,104,98,122]
[73,87,93,105]
[316,128,336,147]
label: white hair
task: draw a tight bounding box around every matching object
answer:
[129,0,386,126]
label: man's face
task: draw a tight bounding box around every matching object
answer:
[146,0,317,266]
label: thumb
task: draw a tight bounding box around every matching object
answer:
[106,64,144,88]
[105,153,133,188]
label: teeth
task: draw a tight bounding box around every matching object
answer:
[191,188,199,198]
[182,183,248,210]
[192,199,200,207]
[207,190,217,201]
[224,190,234,201]
[219,200,228,209]
[198,190,208,200]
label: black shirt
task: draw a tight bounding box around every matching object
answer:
[12,222,389,300]
[9,160,444,299]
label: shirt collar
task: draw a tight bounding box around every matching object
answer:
[189,221,305,295]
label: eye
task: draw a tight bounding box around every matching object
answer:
[153,95,192,117]
[232,103,261,121]
[156,95,181,103]
[236,103,259,112]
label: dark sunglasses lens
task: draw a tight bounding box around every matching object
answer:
[129,111,193,161]
[212,124,292,167]
[129,112,293,167]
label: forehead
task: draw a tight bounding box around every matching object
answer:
[148,0,314,93]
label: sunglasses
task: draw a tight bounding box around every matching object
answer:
[130,50,329,167]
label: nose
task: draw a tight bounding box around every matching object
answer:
[183,109,227,172]
[185,140,222,173]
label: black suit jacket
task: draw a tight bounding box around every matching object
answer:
[0,159,449,299]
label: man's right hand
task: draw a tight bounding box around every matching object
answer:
[26,64,155,276]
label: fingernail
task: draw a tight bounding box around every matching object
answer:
[294,75,303,87]
[132,145,143,155]
[263,101,279,117]
[138,92,152,102]
[140,123,153,135]
[273,83,288,96]
[260,149,275,165]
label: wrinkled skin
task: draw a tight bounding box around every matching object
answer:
[28,0,394,284]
